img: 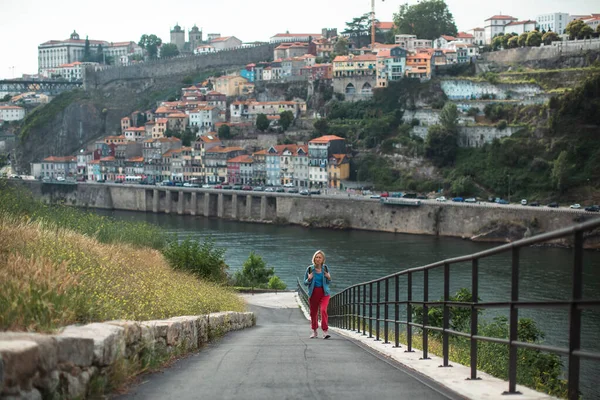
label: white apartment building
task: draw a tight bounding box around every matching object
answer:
[187,106,219,133]
[537,13,569,34]
[395,34,433,52]
[467,28,485,46]
[0,105,25,121]
[49,61,99,81]
[270,33,322,43]
[504,20,538,36]
[484,15,518,44]
[123,127,146,142]
[38,31,108,74]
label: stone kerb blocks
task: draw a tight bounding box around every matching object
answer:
[0,311,254,399]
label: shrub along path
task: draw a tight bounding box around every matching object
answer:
[114,300,458,400]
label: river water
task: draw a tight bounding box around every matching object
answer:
[100,210,600,398]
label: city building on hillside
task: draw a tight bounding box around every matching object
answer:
[375,22,395,34]
[214,75,248,97]
[189,25,203,51]
[194,45,216,55]
[104,41,143,65]
[394,34,433,52]
[537,13,569,34]
[38,30,106,74]
[300,64,333,81]
[46,61,99,81]
[241,64,256,82]
[436,35,457,49]
[274,42,312,60]
[467,27,485,46]
[124,156,145,178]
[40,156,77,179]
[230,100,306,122]
[270,33,323,43]
[104,135,127,145]
[121,116,131,132]
[308,135,346,188]
[143,137,182,183]
[227,155,254,185]
[328,154,349,189]
[76,150,94,180]
[281,58,306,78]
[187,106,218,133]
[456,32,475,45]
[376,47,408,88]
[166,113,189,132]
[332,54,377,100]
[206,91,227,109]
[87,160,100,181]
[504,20,537,36]
[484,15,518,44]
[251,149,267,185]
[123,127,146,142]
[583,16,600,31]
[152,118,168,139]
[405,53,432,79]
[0,105,25,121]
[314,37,335,58]
[210,36,243,51]
[207,33,221,41]
[204,146,245,184]
[171,24,185,51]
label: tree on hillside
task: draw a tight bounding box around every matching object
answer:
[279,110,294,131]
[393,0,457,40]
[518,33,528,47]
[160,43,180,58]
[597,24,600,34]
[501,33,514,49]
[526,31,542,47]
[314,118,329,135]
[82,36,92,62]
[551,151,572,193]
[138,34,162,59]
[566,19,585,40]
[425,124,458,167]
[333,37,349,56]
[439,102,458,133]
[491,34,504,51]
[218,124,232,139]
[507,36,519,48]
[542,31,560,45]
[579,25,594,39]
[256,113,270,132]
[342,14,371,49]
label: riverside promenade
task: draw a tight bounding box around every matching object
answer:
[114,293,556,400]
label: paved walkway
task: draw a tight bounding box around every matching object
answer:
[114,293,459,400]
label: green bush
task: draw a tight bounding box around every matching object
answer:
[162,236,228,283]
[268,276,287,290]
[232,251,277,289]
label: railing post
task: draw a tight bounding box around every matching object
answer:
[369,282,373,338]
[395,274,400,348]
[375,280,381,341]
[344,289,348,330]
[362,284,367,335]
[469,258,480,380]
[442,262,451,367]
[506,247,520,394]
[384,278,390,344]
[422,269,430,360]
[352,286,357,332]
[406,272,413,352]
[568,231,583,400]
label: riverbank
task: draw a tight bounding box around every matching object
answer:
[10,180,600,249]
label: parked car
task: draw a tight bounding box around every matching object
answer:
[287,188,299,193]
[56,176,66,182]
[452,197,464,202]
[547,202,559,208]
[416,195,427,200]
[265,187,275,192]
[233,185,243,190]
[465,198,477,203]
[370,195,381,199]
[96,179,106,183]
[202,184,212,188]
[391,192,403,198]
[585,205,600,212]
[380,192,390,198]
[529,201,540,207]
[222,185,232,190]
[496,199,509,205]
[310,189,321,195]
[275,187,285,193]
[521,199,528,205]
[213,184,222,189]
[570,204,581,209]
[253,186,265,191]
[242,185,253,191]
[299,189,310,196]
[174,182,184,187]
[436,196,446,202]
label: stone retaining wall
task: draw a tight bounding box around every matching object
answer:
[0,311,255,399]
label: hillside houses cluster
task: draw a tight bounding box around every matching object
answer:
[31,134,350,189]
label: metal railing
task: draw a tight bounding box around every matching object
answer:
[297,218,600,399]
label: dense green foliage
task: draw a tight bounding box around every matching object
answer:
[232,252,285,290]
[218,124,232,139]
[256,113,270,132]
[412,288,568,397]
[393,0,457,40]
[138,34,162,59]
[163,236,229,283]
[279,110,294,131]
[160,43,180,58]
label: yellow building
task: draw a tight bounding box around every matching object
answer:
[213,75,249,97]
[332,54,377,78]
[327,154,350,189]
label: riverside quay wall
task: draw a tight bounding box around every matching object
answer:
[14,181,600,246]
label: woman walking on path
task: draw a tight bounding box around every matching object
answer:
[304,250,332,339]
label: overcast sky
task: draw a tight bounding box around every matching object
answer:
[0,0,596,80]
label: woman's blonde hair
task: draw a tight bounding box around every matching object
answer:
[312,250,326,265]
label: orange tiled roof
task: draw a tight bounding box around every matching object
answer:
[375,22,395,30]
[127,157,144,162]
[228,155,253,163]
[42,156,77,162]
[206,146,244,153]
[309,135,345,144]
[485,15,516,21]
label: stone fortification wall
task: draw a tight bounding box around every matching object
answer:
[412,125,520,147]
[0,312,254,399]
[333,76,376,102]
[403,109,475,126]
[84,44,274,89]
[483,39,600,64]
